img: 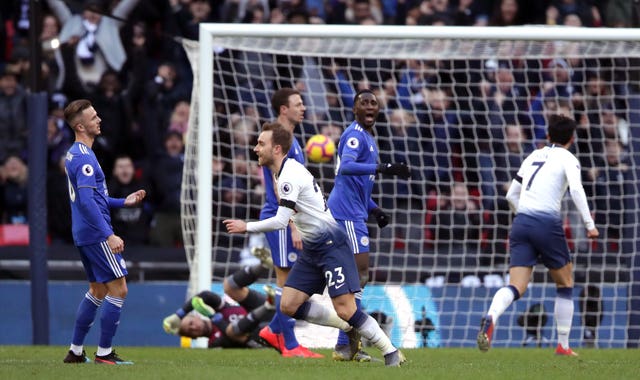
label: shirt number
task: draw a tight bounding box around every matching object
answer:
[526,161,546,190]
[325,267,345,289]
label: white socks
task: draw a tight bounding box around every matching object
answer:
[487,286,516,322]
[555,296,573,349]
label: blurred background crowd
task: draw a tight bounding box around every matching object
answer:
[0,1,637,271]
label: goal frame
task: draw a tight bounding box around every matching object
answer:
[195,23,640,293]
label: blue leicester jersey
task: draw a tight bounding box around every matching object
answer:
[328,121,378,221]
[65,142,113,246]
[260,137,305,218]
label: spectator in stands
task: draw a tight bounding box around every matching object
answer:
[376,108,424,253]
[142,61,191,156]
[488,0,524,26]
[415,86,459,189]
[0,157,5,222]
[46,113,72,170]
[593,138,634,262]
[429,182,482,266]
[172,0,217,39]
[396,59,439,111]
[47,154,73,244]
[604,0,640,27]
[0,68,27,161]
[600,104,630,150]
[1,155,28,224]
[545,0,601,27]
[415,0,454,25]
[109,155,151,245]
[46,0,142,93]
[168,100,190,134]
[147,131,184,247]
[40,12,64,93]
[453,0,489,26]
[492,123,532,259]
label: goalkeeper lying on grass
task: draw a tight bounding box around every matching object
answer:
[163,253,276,348]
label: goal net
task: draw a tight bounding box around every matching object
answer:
[181,24,640,348]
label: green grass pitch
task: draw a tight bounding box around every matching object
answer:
[0,346,636,380]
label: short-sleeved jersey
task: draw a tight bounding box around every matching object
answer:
[277,158,337,243]
[260,138,304,218]
[65,142,113,246]
[328,121,378,221]
[516,145,583,218]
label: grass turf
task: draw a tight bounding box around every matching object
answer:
[0,345,636,380]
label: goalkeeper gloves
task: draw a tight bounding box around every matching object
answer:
[371,207,390,228]
[192,296,215,317]
[377,162,411,179]
[162,313,181,335]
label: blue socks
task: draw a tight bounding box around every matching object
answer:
[336,297,362,346]
[71,292,103,346]
[268,287,300,350]
[99,296,124,349]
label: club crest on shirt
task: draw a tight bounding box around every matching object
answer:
[82,164,94,176]
[360,236,369,247]
[347,137,359,149]
[280,182,293,195]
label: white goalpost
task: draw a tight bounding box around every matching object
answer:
[181,23,640,348]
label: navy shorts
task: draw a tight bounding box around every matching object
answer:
[336,219,370,255]
[77,241,128,283]
[509,213,571,269]
[264,227,300,268]
[284,226,361,298]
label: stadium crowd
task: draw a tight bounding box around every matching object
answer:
[0,0,637,274]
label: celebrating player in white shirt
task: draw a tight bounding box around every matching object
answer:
[224,122,405,366]
[477,114,599,356]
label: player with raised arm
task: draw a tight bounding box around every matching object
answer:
[257,88,321,358]
[477,114,599,356]
[328,89,411,362]
[62,99,146,364]
[224,122,406,366]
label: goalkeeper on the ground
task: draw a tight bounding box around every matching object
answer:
[162,261,276,348]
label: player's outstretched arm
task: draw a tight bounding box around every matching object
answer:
[124,189,147,207]
[377,162,411,179]
[223,219,248,234]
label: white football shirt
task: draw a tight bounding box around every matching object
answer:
[508,144,595,229]
[247,158,337,242]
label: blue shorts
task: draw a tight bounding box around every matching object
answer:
[264,227,300,268]
[336,219,370,255]
[77,241,128,283]
[284,226,361,298]
[509,213,571,269]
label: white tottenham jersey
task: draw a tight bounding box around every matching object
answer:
[512,145,595,229]
[247,158,337,242]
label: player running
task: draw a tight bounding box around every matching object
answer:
[257,88,321,358]
[477,114,599,356]
[327,89,411,361]
[224,122,406,366]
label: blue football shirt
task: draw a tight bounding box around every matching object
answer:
[327,121,378,221]
[65,142,114,246]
